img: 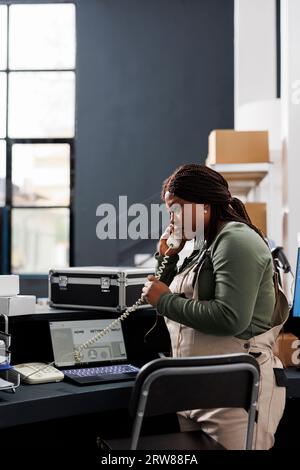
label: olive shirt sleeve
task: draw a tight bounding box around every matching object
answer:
[156,225,272,336]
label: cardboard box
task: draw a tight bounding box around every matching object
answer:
[244,202,267,235]
[207,130,269,164]
[0,275,19,297]
[273,333,299,367]
[0,295,36,316]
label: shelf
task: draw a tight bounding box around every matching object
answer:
[207,162,273,197]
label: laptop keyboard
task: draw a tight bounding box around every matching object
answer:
[62,364,139,378]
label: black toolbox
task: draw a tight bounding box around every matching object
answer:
[49,266,154,311]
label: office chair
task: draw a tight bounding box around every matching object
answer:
[101,353,260,450]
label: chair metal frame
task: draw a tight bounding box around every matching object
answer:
[128,353,260,450]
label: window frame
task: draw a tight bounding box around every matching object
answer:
[1,2,76,276]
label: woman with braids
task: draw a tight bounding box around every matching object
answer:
[142,164,288,450]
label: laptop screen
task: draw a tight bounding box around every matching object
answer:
[49,319,127,367]
[293,248,300,318]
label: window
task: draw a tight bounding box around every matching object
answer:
[9,72,75,138]
[0,3,76,274]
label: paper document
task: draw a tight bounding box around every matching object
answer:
[0,377,15,389]
[0,355,7,364]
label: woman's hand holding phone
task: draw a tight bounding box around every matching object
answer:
[142,275,171,306]
[159,223,186,256]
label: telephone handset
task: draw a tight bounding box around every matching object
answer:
[166,204,183,249]
[73,238,177,363]
[166,233,182,249]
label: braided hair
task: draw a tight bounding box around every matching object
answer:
[162,164,265,247]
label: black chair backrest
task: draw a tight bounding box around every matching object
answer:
[130,354,260,418]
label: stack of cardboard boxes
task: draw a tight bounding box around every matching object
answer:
[207,130,269,235]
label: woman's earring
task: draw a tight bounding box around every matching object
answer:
[204,210,208,214]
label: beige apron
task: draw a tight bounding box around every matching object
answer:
[165,250,288,450]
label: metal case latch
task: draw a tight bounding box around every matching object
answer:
[100,277,111,291]
[58,276,68,288]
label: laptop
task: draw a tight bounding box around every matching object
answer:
[49,319,139,385]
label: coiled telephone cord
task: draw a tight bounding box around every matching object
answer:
[73,249,172,363]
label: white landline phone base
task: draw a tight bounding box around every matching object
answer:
[13,362,64,384]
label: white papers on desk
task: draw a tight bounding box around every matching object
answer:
[0,377,15,389]
[0,354,7,364]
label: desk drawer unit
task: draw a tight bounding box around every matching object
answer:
[49,266,154,312]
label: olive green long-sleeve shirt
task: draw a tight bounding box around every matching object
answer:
[156,222,275,340]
